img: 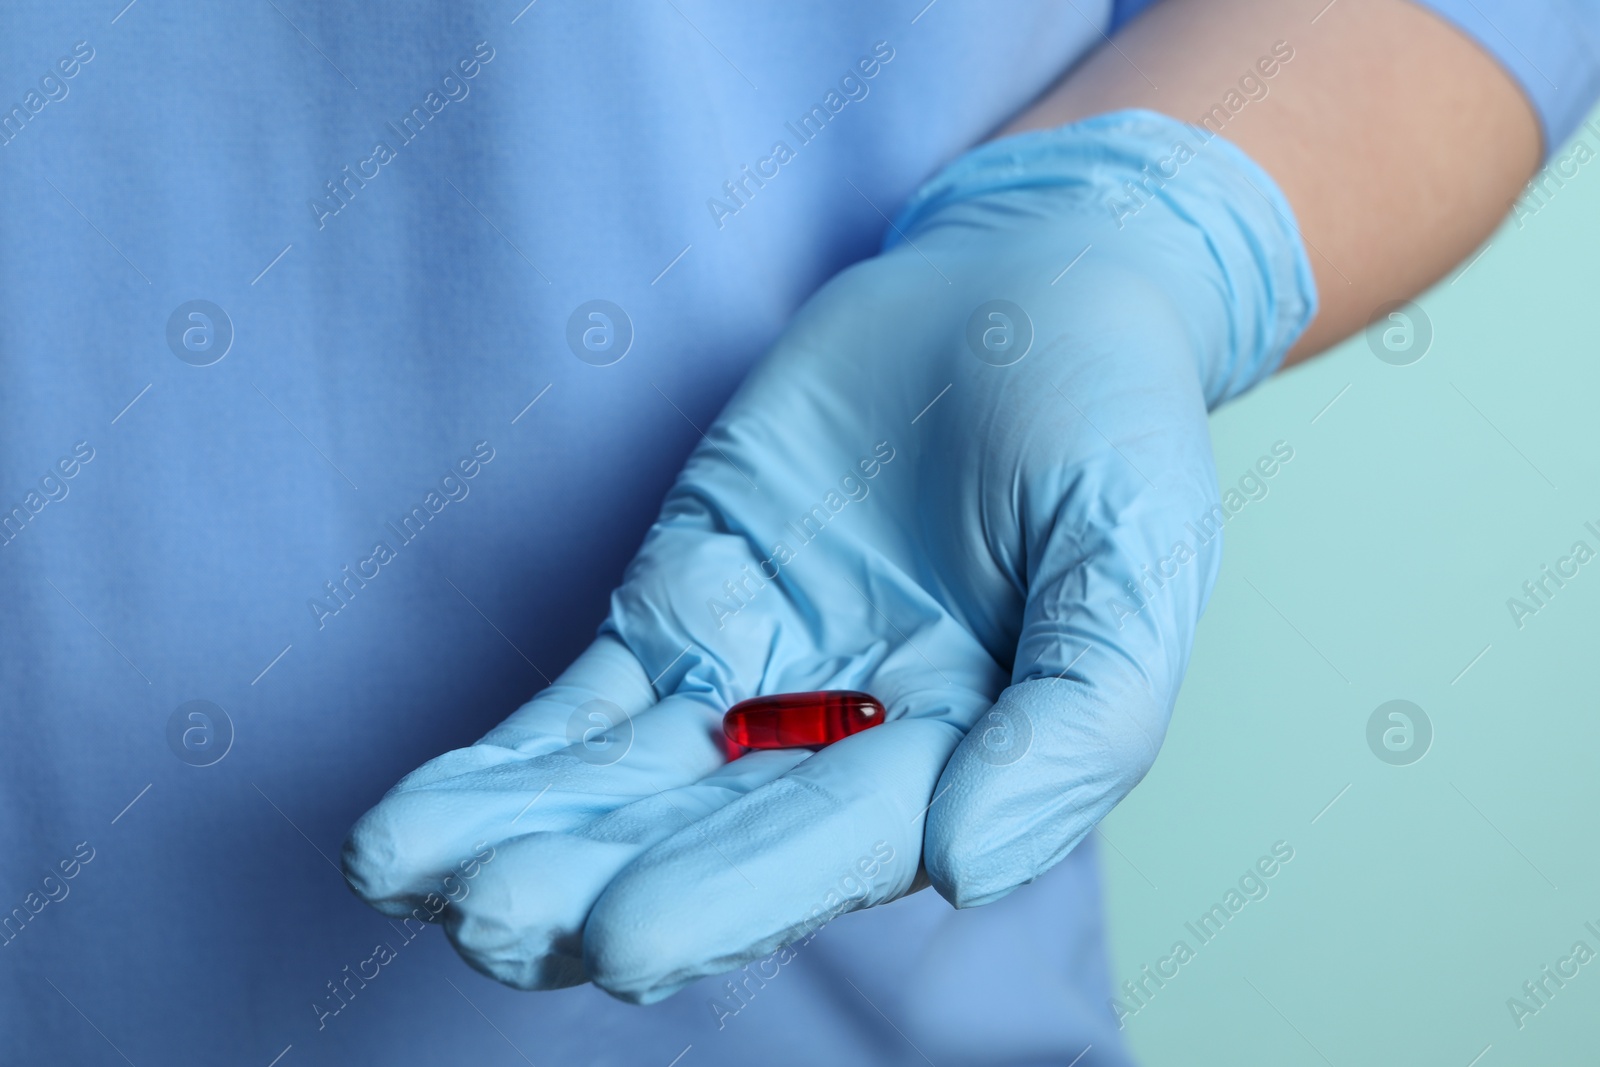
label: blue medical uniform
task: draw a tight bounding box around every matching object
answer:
[0,1,1592,1064]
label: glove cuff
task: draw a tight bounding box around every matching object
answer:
[885,108,1319,408]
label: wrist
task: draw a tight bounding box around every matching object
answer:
[885,108,1318,408]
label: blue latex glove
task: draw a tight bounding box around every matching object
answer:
[342,109,1315,1003]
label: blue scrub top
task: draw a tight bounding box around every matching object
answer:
[0,3,1136,1064]
[3,1,1594,1064]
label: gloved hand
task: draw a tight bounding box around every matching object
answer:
[342,109,1315,1003]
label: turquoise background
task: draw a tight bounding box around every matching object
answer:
[1104,110,1600,1066]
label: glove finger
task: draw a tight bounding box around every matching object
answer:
[583,690,986,1005]
[440,748,807,990]
[926,459,1219,907]
[440,622,991,989]
[343,636,724,917]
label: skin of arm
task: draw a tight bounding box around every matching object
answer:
[1003,0,1541,365]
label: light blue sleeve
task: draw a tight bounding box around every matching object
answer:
[1408,0,1600,156]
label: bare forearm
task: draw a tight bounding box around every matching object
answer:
[1004,0,1540,365]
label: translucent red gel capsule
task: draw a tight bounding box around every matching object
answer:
[722,690,886,750]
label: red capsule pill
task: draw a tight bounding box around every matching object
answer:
[722,690,885,750]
